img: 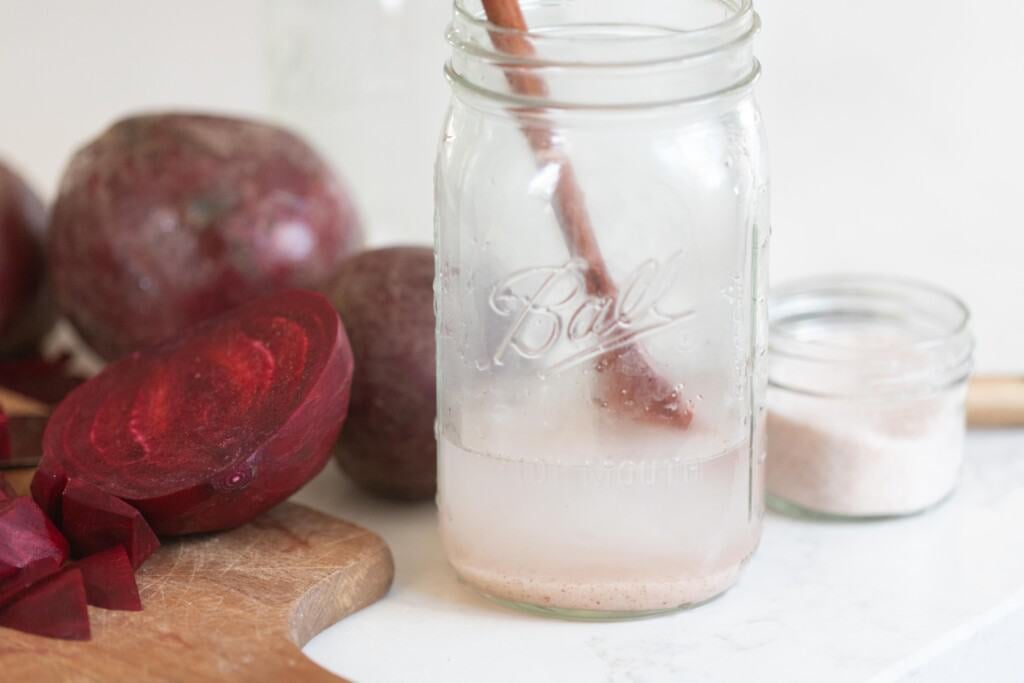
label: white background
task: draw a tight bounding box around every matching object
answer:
[1,0,1020,372]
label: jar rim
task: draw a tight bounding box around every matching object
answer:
[449,0,758,70]
[446,1,761,112]
[768,274,974,398]
[454,0,754,48]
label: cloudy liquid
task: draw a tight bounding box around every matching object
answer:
[438,423,763,615]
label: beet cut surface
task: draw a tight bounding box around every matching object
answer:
[76,546,142,611]
[0,496,70,606]
[0,567,90,640]
[61,479,159,569]
[35,289,354,535]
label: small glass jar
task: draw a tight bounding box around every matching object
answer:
[767,276,974,519]
[435,0,768,618]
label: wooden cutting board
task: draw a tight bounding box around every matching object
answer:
[0,474,394,683]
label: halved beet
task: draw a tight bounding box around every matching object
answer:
[61,479,159,569]
[76,546,141,611]
[0,567,90,640]
[0,497,70,605]
[35,289,353,535]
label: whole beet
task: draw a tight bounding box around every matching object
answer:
[330,247,436,500]
[48,113,362,359]
[0,161,54,356]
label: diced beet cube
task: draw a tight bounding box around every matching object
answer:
[76,546,141,611]
[30,466,67,521]
[61,479,159,569]
[0,567,90,640]
[0,497,70,606]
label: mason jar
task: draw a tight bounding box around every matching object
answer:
[435,0,769,618]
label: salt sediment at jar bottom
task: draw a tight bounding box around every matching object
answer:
[450,560,746,613]
[766,387,967,517]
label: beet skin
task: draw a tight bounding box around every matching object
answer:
[329,247,437,500]
[0,161,54,356]
[48,113,363,359]
[33,289,354,535]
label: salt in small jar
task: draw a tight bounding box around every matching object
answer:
[766,275,974,519]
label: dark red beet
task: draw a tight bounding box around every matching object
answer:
[0,407,10,462]
[0,161,55,357]
[49,113,363,359]
[61,479,159,569]
[0,567,90,640]
[0,353,85,404]
[35,289,354,535]
[329,247,437,500]
[76,546,141,611]
[0,497,70,606]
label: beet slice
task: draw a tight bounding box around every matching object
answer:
[0,567,90,640]
[61,479,159,569]
[0,407,10,462]
[0,497,70,606]
[0,353,85,405]
[35,289,354,535]
[76,546,141,611]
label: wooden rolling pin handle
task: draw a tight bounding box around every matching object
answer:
[967,376,1024,428]
[0,386,50,417]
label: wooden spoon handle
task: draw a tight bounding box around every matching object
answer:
[478,0,693,428]
[968,376,1024,428]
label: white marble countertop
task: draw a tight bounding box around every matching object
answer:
[294,430,1024,682]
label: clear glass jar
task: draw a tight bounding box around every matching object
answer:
[435,0,768,618]
[767,276,974,519]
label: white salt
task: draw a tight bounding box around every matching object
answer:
[766,368,967,518]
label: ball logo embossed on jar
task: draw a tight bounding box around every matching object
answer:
[487,252,695,373]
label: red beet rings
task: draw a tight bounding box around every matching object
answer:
[32,290,354,536]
